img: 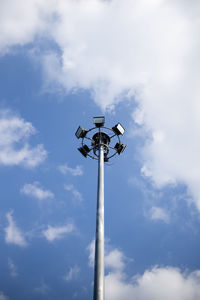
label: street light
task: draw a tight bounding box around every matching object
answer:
[75,117,126,300]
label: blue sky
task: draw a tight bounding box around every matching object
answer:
[1,1,200,299]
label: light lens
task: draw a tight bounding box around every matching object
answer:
[112,123,125,135]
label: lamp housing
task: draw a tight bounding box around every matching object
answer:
[93,116,105,127]
[112,123,125,135]
[75,126,88,139]
[114,142,126,154]
[78,145,90,157]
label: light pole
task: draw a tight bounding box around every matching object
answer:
[75,116,126,300]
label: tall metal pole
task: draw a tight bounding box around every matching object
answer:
[75,117,126,300]
[93,141,104,300]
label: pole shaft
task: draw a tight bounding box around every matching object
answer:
[93,143,104,300]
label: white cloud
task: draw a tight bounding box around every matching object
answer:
[64,184,83,202]
[88,240,200,300]
[63,265,80,282]
[1,1,200,210]
[8,258,18,277]
[87,239,95,268]
[21,182,54,200]
[87,239,126,271]
[39,0,197,110]
[34,282,50,295]
[5,212,27,247]
[106,267,200,300]
[42,224,74,242]
[105,249,125,271]
[58,163,83,176]
[0,292,9,300]
[0,0,54,54]
[149,206,170,224]
[0,110,47,168]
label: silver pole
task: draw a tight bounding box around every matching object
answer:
[75,117,126,299]
[93,142,105,300]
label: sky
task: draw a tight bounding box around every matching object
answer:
[0,0,200,299]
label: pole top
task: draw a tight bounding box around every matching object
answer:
[75,117,126,162]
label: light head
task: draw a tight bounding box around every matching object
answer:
[93,116,105,128]
[114,142,126,154]
[78,145,90,157]
[112,123,125,135]
[75,126,88,139]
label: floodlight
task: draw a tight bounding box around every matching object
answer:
[112,123,125,135]
[93,116,105,127]
[114,142,126,154]
[75,126,88,139]
[78,145,90,157]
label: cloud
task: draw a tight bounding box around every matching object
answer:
[20,182,54,200]
[63,265,80,282]
[58,163,83,176]
[8,258,18,277]
[87,239,126,271]
[87,239,95,268]
[106,267,200,300]
[42,224,74,242]
[0,292,9,300]
[1,1,200,210]
[64,184,83,202]
[34,282,50,295]
[88,239,200,300]
[5,212,27,247]
[39,0,199,110]
[0,110,47,168]
[0,0,54,54]
[105,249,126,271]
[149,206,170,224]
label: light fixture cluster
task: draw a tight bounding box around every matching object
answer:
[75,116,126,160]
